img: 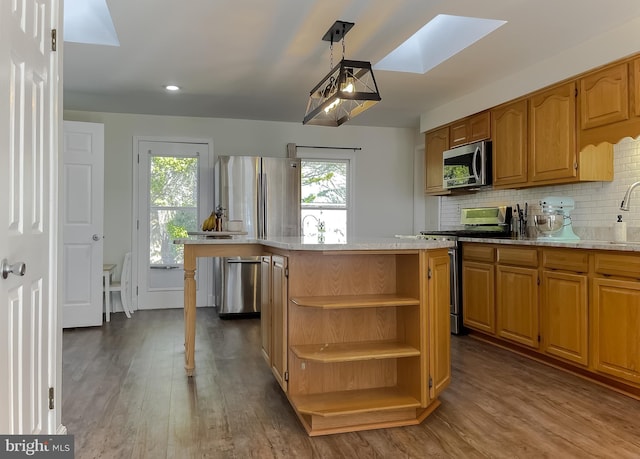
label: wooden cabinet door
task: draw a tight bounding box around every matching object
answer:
[468,111,490,143]
[450,111,490,147]
[496,265,539,348]
[529,82,577,183]
[271,255,288,392]
[462,261,495,334]
[592,277,640,385]
[425,128,449,195]
[541,270,588,366]
[579,62,629,130]
[260,255,272,365]
[491,100,528,187]
[429,251,451,399]
[634,58,640,118]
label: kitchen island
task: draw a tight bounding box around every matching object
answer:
[174,236,453,435]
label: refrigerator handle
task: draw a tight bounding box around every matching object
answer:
[261,172,268,239]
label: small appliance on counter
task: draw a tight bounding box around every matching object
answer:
[533,196,580,241]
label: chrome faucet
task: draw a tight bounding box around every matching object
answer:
[301,214,319,236]
[620,181,640,211]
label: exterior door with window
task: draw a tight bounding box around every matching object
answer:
[136,140,211,309]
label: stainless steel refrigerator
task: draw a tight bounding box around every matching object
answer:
[214,156,301,317]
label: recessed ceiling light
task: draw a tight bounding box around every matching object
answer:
[165,85,181,91]
[374,14,507,74]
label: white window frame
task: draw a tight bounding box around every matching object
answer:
[296,148,356,239]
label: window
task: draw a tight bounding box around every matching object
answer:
[300,158,351,243]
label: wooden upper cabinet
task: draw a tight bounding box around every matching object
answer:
[450,111,490,147]
[529,82,577,183]
[578,57,640,149]
[491,99,528,188]
[424,127,450,195]
[579,62,629,130]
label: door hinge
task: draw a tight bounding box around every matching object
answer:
[428,376,433,389]
[538,334,541,343]
[284,371,289,381]
[48,387,54,409]
[537,276,540,285]
[574,162,578,170]
[51,29,57,51]
[284,267,289,278]
[428,267,432,279]
[137,154,140,164]
[136,286,139,296]
[574,87,578,97]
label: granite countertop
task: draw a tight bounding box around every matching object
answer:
[174,235,455,251]
[458,236,640,252]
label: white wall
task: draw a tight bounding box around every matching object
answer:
[63,111,422,264]
[440,137,640,240]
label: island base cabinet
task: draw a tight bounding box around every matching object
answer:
[278,249,450,436]
[592,278,640,385]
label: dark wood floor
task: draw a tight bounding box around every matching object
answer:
[62,309,640,458]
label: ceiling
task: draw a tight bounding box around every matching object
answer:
[63,0,640,129]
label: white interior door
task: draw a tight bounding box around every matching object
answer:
[0,0,61,434]
[62,121,104,328]
[135,140,211,309]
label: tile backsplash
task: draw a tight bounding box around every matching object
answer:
[440,137,640,240]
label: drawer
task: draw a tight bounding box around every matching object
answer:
[463,244,495,262]
[542,248,589,272]
[497,246,538,267]
[594,252,640,279]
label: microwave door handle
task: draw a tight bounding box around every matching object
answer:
[472,146,480,181]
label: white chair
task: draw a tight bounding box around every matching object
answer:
[106,252,133,321]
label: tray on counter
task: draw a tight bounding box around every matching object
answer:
[187,231,248,239]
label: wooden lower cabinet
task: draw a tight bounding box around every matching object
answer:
[269,249,449,436]
[461,243,640,397]
[496,265,539,349]
[270,254,288,392]
[260,255,272,364]
[541,270,588,366]
[592,277,640,385]
[462,260,495,333]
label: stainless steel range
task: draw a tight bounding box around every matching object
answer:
[421,206,512,335]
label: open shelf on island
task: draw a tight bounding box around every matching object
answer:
[291,387,421,417]
[290,294,420,309]
[291,341,420,363]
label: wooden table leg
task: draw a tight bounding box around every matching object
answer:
[184,246,197,376]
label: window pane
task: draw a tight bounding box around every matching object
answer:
[149,155,199,266]
[301,209,347,243]
[149,208,197,265]
[301,160,347,206]
[150,156,198,207]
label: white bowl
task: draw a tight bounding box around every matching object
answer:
[534,214,563,234]
[226,220,243,232]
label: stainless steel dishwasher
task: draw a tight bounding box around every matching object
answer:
[219,256,261,318]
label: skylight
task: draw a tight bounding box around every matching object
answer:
[64,0,120,46]
[374,14,507,74]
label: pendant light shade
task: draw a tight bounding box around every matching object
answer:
[303,21,381,126]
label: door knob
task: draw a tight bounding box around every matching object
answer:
[1,258,26,279]
[92,234,101,241]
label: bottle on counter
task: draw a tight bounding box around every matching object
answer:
[613,215,627,242]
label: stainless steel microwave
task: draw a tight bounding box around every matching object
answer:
[443,140,492,190]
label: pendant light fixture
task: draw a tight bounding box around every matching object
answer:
[303,20,381,126]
